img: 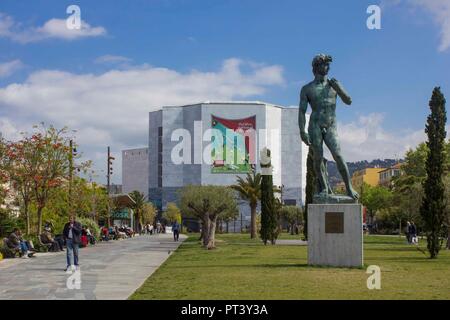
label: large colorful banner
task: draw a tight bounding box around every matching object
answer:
[211,115,256,173]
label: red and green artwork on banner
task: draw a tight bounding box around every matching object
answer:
[211,115,256,174]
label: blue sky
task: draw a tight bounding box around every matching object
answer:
[0,0,449,183]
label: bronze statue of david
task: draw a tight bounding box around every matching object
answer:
[298,54,359,201]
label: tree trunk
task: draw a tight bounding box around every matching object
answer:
[24,201,30,235]
[250,203,257,239]
[368,211,374,234]
[198,224,203,241]
[202,216,210,247]
[447,228,450,250]
[218,220,223,234]
[135,210,140,233]
[37,206,43,235]
[207,217,217,250]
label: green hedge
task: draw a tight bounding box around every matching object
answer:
[76,217,100,239]
[0,210,24,238]
[45,216,100,239]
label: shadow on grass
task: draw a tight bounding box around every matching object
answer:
[363,240,405,245]
[368,247,419,252]
[164,263,316,269]
[164,263,368,272]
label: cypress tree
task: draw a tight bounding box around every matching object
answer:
[420,87,447,258]
[303,148,315,240]
[260,148,278,245]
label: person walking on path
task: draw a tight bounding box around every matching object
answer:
[406,221,412,244]
[63,215,82,272]
[172,221,180,242]
[410,221,418,245]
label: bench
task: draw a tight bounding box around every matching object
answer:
[1,238,20,258]
[38,234,55,252]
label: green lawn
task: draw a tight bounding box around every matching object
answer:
[130,233,450,300]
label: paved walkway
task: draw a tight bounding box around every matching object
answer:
[275,239,307,246]
[0,233,185,300]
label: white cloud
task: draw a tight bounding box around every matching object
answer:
[333,112,446,162]
[0,12,106,43]
[408,0,450,52]
[387,0,450,51]
[0,117,23,141]
[0,60,23,78]
[0,58,284,182]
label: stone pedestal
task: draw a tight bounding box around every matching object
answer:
[307,204,363,267]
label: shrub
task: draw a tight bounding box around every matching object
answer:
[77,217,100,238]
[163,203,182,224]
[44,216,67,236]
[0,210,24,238]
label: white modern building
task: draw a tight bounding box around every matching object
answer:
[122,101,308,231]
[122,148,149,198]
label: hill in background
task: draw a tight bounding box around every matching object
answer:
[327,159,401,187]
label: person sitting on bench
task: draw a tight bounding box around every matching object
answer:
[41,228,63,252]
[6,228,35,258]
[101,226,109,241]
[85,227,96,245]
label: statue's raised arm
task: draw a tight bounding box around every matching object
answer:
[329,78,352,105]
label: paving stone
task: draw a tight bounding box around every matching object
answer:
[0,233,185,300]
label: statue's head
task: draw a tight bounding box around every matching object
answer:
[312,54,332,76]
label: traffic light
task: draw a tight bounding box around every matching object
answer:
[72,145,79,172]
[69,141,81,173]
[109,155,115,175]
[107,146,115,180]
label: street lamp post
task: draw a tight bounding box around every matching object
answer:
[107,146,115,226]
[68,139,77,217]
[69,140,73,215]
[240,210,243,233]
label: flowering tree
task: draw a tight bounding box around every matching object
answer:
[4,138,36,234]
[7,125,85,235]
[32,125,80,235]
[0,137,8,207]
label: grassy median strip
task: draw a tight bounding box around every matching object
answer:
[130,234,450,300]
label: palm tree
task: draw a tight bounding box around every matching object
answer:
[129,190,146,233]
[231,170,261,238]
